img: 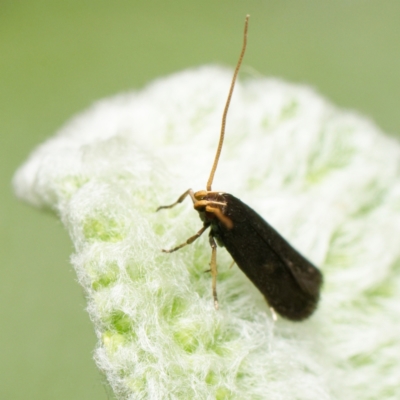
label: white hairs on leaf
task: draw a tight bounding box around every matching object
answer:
[13,66,400,399]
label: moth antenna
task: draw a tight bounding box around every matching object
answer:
[206,14,249,191]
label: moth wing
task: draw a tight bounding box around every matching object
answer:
[277,252,322,297]
[250,216,322,297]
[220,193,322,300]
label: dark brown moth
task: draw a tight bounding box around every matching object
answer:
[157,15,322,321]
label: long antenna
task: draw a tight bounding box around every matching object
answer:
[206,15,249,191]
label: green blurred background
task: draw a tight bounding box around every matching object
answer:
[1,1,400,398]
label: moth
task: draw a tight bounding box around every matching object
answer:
[157,15,323,321]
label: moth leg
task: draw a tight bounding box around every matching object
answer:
[162,225,208,253]
[209,234,219,310]
[228,259,235,269]
[156,189,195,211]
[269,307,278,322]
[205,205,233,229]
[194,199,226,209]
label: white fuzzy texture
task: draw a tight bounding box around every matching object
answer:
[13,66,400,399]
